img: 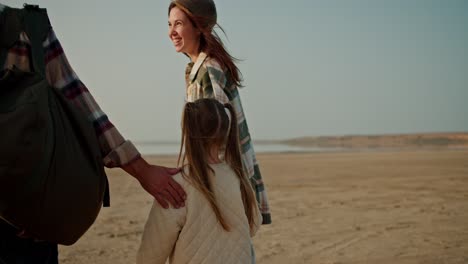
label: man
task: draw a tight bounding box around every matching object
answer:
[0,4,185,263]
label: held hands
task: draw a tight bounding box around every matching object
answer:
[122,157,186,209]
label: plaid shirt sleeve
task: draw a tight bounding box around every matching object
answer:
[197,67,229,104]
[3,30,140,168]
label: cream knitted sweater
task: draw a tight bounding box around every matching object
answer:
[137,162,262,264]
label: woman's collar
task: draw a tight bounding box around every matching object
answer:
[188,52,208,83]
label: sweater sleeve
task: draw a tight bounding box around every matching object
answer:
[137,174,187,264]
[137,202,186,264]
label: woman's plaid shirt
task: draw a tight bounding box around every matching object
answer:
[185,52,271,224]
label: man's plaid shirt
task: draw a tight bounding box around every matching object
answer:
[2,29,141,168]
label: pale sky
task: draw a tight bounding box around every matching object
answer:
[2,0,467,141]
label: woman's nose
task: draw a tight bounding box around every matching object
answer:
[168,26,174,37]
[169,26,177,37]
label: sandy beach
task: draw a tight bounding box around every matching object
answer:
[59,149,468,264]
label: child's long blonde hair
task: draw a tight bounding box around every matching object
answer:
[178,98,257,231]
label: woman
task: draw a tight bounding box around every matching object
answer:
[137,98,261,264]
[167,0,272,225]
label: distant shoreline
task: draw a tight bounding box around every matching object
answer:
[140,146,468,160]
[135,132,468,155]
[281,132,468,149]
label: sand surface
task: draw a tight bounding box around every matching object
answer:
[59,149,468,263]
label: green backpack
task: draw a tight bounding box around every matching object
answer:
[0,4,109,245]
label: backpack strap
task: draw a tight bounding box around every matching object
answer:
[22,4,51,77]
[0,5,20,70]
[103,178,110,207]
[0,47,6,71]
[0,4,51,75]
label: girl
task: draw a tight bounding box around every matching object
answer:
[167,0,271,225]
[137,98,261,264]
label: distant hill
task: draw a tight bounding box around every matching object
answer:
[281,132,468,149]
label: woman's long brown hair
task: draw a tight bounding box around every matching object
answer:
[169,3,243,88]
[178,99,257,231]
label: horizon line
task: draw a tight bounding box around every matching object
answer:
[133,130,468,145]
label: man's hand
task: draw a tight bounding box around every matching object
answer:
[122,157,186,209]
